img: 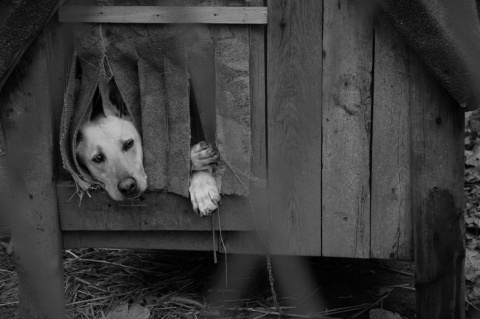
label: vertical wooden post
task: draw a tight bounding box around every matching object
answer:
[1,20,66,318]
[409,46,465,318]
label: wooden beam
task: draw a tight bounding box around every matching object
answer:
[1,20,66,319]
[63,231,216,251]
[57,181,255,231]
[59,5,268,24]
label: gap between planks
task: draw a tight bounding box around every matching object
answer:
[59,6,268,24]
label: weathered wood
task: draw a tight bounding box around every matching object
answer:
[0,117,8,227]
[267,0,323,255]
[321,0,373,258]
[59,5,268,24]
[244,0,269,243]
[371,13,413,260]
[249,0,267,189]
[57,182,255,231]
[1,22,65,319]
[63,231,216,251]
[0,0,63,94]
[219,231,265,254]
[409,36,466,319]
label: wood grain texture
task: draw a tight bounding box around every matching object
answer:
[371,13,413,260]
[246,0,269,235]
[0,118,8,227]
[321,0,373,258]
[64,231,216,251]
[1,22,66,319]
[57,182,255,231]
[219,231,266,254]
[59,5,268,24]
[249,0,267,188]
[408,41,465,319]
[267,0,323,255]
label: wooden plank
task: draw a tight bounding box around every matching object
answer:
[63,231,216,251]
[321,0,373,258]
[249,0,267,189]
[371,13,413,260]
[213,0,268,254]
[0,22,66,319]
[219,231,266,254]
[0,114,9,228]
[59,6,268,24]
[267,0,323,255]
[57,182,255,231]
[408,37,466,319]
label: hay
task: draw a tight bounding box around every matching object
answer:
[0,247,416,318]
[63,249,218,318]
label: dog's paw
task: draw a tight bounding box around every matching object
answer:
[191,141,219,171]
[189,170,221,217]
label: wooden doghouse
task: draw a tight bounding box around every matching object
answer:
[1,0,478,318]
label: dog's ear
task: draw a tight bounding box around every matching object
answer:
[98,78,127,118]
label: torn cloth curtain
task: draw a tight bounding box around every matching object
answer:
[60,23,251,197]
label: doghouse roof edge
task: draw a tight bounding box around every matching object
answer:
[1,0,480,111]
[377,0,480,111]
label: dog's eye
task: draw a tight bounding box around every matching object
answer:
[123,139,134,151]
[92,154,105,164]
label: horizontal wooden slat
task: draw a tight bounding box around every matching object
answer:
[219,231,266,254]
[57,182,255,231]
[63,231,216,251]
[59,6,268,24]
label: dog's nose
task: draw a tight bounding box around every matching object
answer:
[118,177,137,195]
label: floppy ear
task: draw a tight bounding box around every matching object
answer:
[98,77,126,118]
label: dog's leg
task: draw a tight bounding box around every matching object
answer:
[190,142,220,216]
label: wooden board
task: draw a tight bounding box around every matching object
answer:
[371,13,413,260]
[0,116,9,227]
[246,0,269,235]
[0,20,66,319]
[58,182,255,231]
[249,0,267,189]
[59,5,268,24]
[321,0,373,258]
[219,231,266,254]
[408,33,466,319]
[267,0,323,255]
[63,231,217,251]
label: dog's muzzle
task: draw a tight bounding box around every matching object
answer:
[118,177,138,196]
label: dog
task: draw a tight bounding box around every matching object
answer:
[76,78,221,216]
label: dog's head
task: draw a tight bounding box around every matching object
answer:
[76,78,147,201]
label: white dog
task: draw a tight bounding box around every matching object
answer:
[76,78,220,216]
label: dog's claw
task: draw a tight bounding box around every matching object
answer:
[191,141,220,171]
